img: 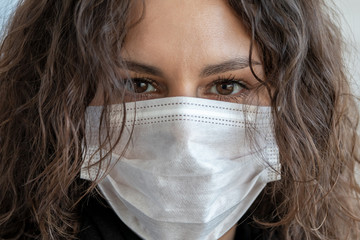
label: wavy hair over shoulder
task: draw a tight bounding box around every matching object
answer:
[0,0,359,239]
[228,0,360,239]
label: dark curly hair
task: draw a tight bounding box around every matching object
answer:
[0,0,359,239]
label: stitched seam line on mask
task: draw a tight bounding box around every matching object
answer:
[110,114,270,127]
[113,102,269,114]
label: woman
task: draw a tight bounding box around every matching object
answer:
[0,0,359,239]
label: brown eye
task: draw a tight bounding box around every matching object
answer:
[216,82,235,95]
[210,81,244,95]
[130,79,156,93]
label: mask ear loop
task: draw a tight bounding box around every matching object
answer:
[265,131,281,182]
[246,9,281,180]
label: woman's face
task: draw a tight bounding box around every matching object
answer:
[91,0,269,105]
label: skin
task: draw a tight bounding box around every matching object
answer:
[91,0,269,106]
[91,0,269,239]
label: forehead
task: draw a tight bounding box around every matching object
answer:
[123,0,254,66]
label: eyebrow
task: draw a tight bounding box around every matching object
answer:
[123,57,261,78]
[200,57,261,78]
[124,61,165,78]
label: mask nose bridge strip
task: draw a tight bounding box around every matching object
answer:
[109,99,272,128]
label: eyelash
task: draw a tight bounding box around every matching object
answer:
[125,74,250,99]
[124,76,160,100]
[211,75,249,89]
[125,76,159,91]
[206,75,249,101]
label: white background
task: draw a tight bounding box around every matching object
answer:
[0,0,359,95]
[331,0,360,96]
[0,0,18,33]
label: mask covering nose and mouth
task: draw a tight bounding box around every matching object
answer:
[81,96,280,240]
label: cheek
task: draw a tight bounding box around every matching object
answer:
[256,87,271,106]
[246,66,271,106]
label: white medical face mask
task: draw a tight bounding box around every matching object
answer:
[81,96,280,240]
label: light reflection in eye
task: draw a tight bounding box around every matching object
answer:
[127,78,157,93]
[124,75,250,103]
[209,81,244,95]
